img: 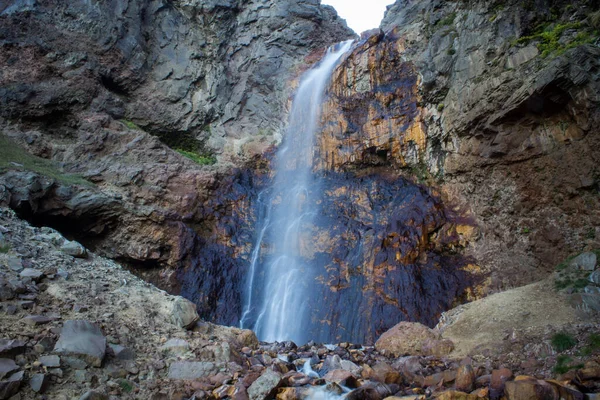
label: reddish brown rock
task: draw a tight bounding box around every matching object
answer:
[490,367,513,397]
[455,365,475,393]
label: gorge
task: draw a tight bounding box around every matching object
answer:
[0,0,599,399]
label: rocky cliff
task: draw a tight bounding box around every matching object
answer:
[320,0,600,294]
[0,0,353,273]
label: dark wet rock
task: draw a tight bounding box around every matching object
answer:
[29,373,49,393]
[54,320,107,367]
[0,359,18,380]
[168,361,218,380]
[0,370,23,399]
[247,369,282,400]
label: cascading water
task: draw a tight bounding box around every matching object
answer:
[240,40,354,344]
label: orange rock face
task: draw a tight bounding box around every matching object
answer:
[316,32,426,172]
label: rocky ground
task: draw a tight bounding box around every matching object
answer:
[1,207,599,400]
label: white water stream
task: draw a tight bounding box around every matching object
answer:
[239,40,354,344]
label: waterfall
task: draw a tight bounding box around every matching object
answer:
[240,40,354,344]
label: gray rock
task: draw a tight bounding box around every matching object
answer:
[590,270,600,285]
[21,315,54,326]
[79,390,109,400]
[581,294,600,312]
[54,320,106,367]
[170,297,199,329]
[0,359,18,380]
[108,344,135,360]
[29,373,48,393]
[60,241,87,258]
[160,338,190,355]
[63,357,88,370]
[19,268,43,282]
[571,252,597,271]
[0,370,24,399]
[167,361,217,380]
[247,369,282,400]
[340,359,362,376]
[39,355,60,367]
[6,258,23,273]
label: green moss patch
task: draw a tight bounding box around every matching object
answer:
[514,21,598,58]
[175,149,216,166]
[0,135,91,186]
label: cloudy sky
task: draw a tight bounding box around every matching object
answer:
[321,0,396,34]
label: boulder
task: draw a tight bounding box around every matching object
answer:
[247,369,282,400]
[490,368,513,399]
[570,252,597,271]
[504,378,559,400]
[168,361,218,379]
[170,297,199,329]
[375,322,442,357]
[60,240,87,258]
[19,268,44,282]
[39,355,60,367]
[455,364,475,392]
[54,320,107,367]
[323,369,359,388]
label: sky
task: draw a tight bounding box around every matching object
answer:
[321,0,396,34]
